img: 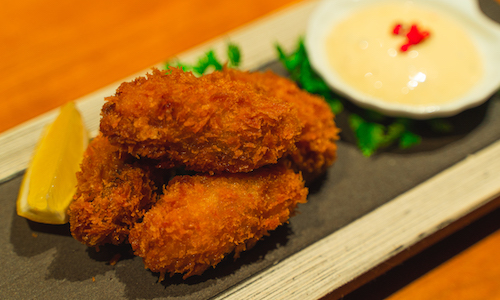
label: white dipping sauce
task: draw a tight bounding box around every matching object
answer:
[326,1,483,106]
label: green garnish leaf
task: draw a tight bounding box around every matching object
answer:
[399,131,422,149]
[348,115,421,156]
[227,43,241,67]
[381,119,406,148]
[326,98,344,116]
[191,52,211,75]
[193,50,223,75]
[349,114,386,157]
[348,113,364,131]
[276,44,303,74]
[276,38,344,115]
[165,43,241,76]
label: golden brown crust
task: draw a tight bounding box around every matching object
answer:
[221,68,340,179]
[69,67,338,280]
[128,162,307,280]
[99,67,302,173]
[68,134,160,247]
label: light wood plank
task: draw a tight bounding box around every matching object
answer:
[0,0,302,133]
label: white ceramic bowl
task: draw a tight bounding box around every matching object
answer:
[305,0,500,119]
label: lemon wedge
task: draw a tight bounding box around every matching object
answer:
[17,102,89,224]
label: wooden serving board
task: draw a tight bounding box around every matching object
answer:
[1,1,500,299]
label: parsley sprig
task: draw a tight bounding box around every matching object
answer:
[276,39,343,115]
[166,43,241,76]
[348,114,421,156]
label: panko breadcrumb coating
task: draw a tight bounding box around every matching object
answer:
[69,67,339,280]
[128,162,307,280]
[68,134,160,247]
[221,68,340,179]
[100,67,302,173]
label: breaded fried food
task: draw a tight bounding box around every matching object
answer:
[68,134,159,247]
[128,162,308,280]
[100,67,302,173]
[221,68,340,179]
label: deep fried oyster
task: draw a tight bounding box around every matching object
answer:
[100,67,302,173]
[68,134,160,247]
[128,162,308,280]
[69,67,339,280]
[221,68,340,179]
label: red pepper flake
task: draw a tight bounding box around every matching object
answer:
[393,23,402,35]
[392,23,430,52]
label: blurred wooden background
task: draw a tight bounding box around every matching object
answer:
[0,0,300,133]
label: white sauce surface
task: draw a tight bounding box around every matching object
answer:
[326,1,483,106]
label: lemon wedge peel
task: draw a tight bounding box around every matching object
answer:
[17,102,89,224]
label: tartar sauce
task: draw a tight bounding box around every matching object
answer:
[326,1,483,106]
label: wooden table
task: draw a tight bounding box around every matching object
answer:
[1,1,499,299]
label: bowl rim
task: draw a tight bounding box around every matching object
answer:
[305,0,500,119]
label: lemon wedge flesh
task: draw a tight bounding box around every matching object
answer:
[17,102,89,224]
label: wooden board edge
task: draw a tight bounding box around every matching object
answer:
[215,140,500,299]
[323,195,500,300]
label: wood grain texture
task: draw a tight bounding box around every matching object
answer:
[0,0,301,133]
[387,229,500,300]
